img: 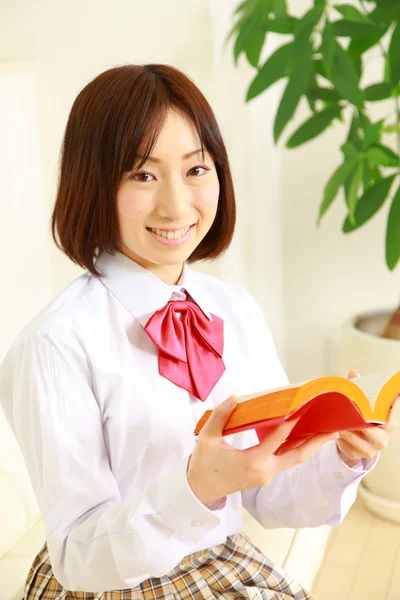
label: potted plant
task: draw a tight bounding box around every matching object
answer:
[227,0,400,522]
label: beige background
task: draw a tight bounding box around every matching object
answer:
[1,0,399,382]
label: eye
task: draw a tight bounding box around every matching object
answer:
[129,171,155,183]
[188,165,210,177]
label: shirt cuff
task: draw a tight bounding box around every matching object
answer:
[155,454,225,544]
[318,440,379,485]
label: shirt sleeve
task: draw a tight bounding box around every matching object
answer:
[0,330,225,592]
[237,288,380,529]
[241,434,379,529]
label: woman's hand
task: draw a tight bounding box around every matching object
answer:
[335,369,398,468]
[187,395,339,508]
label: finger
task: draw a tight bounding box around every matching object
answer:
[245,417,301,458]
[274,434,316,456]
[356,424,393,445]
[201,395,238,438]
[275,432,339,468]
[381,413,397,431]
[336,437,364,461]
[347,369,360,379]
[338,430,381,457]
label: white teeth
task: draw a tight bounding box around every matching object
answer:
[149,225,191,240]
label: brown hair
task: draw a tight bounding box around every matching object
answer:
[50,64,236,277]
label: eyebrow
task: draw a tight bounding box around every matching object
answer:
[136,148,205,164]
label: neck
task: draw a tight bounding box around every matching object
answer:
[119,245,184,286]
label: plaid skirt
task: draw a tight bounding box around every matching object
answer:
[24,532,317,600]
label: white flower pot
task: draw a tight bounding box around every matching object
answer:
[339,309,400,523]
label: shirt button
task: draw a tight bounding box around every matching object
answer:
[191,518,205,527]
[333,471,344,479]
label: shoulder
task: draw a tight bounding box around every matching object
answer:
[1,272,105,375]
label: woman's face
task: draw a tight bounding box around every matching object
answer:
[116,109,220,285]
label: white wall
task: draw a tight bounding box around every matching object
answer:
[207,0,286,354]
[0,64,53,360]
[2,0,398,382]
[0,0,286,359]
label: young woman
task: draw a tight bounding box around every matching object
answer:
[0,64,394,600]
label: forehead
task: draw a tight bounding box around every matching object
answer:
[149,109,201,150]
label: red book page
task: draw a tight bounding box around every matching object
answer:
[223,392,378,443]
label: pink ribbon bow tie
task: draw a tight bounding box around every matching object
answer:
[144,298,226,401]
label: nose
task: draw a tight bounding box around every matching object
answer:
[156,175,192,222]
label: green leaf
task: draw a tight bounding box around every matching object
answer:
[372,165,383,183]
[225,4,252,48]
[367,144,399,167]
[358,112,370,132]
[321,20,336,79]
[245,25,267,67]
[332,19,376,38]
[347,4,393,57]
[362,158,372,193]
[234,11,266,67]
[291,5,324,60]
[286,105,342,148]
[273,46,314,142]
[384,52,391,83]
[318,159,357,223]
[330,42,364,107]
[364,82,394,101]
[314,59,328,79]
[389,22,400,85]
[246,42,292,102]
[351,52,362,81]
[346,113,362,149]
[334,5,374,25]
[386,183,400,270]
[306,93,317,113]
[264,16,297,34]
[233,17,253,64]
[233,0,256,16]
[384,125,400,134]
[307,85,341,102]
[343,175,396,232]
[362,120,384,149]
[361,160,383,192]
[345,162,364,223]
[393,82,400,97]
[340,141,359,159]
[371,3,400,27]
[270,0,287,19]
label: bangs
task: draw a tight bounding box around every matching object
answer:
[120,105,207,178]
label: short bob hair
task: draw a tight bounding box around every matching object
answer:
[51,64,236,277]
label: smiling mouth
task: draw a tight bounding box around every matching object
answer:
[146,224,195,240]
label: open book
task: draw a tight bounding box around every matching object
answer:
[194,371,400,443]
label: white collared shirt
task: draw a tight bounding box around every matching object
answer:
[0,250,378,592]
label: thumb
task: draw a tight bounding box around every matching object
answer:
[347,369,360,379]
[201,395,238,438]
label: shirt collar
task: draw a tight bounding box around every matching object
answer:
[94,250,213,328]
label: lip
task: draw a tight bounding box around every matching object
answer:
[146,224,195,232]
[147,224,196,246]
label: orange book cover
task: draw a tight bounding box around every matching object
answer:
[194,371,400,444]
